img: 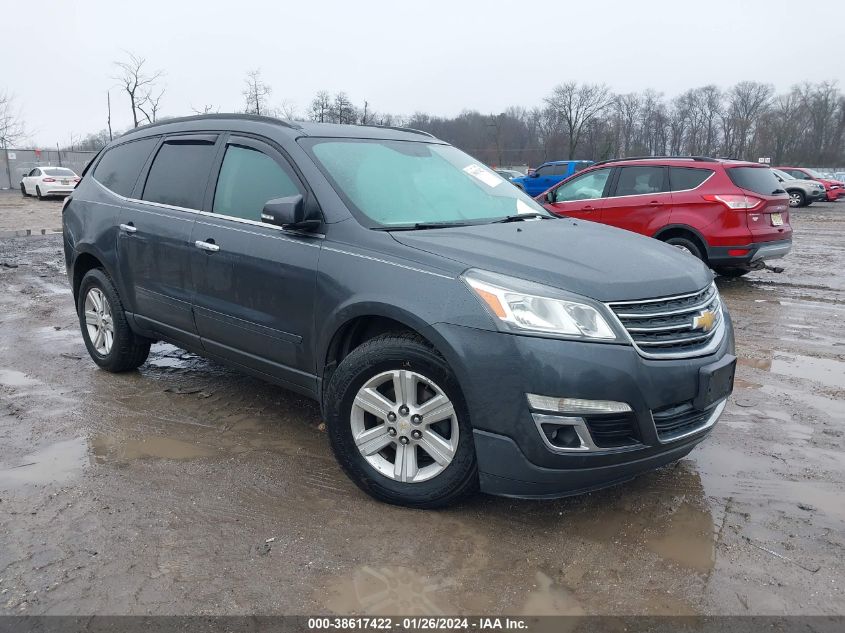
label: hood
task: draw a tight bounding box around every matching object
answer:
[391,218,713,302]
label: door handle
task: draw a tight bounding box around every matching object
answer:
[119,223,137,233]
[648,200,663,206]
[195,240,220,252]
[579,205,594,211]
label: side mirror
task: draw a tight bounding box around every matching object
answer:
[260,195,320,231]
[546,191,556,203]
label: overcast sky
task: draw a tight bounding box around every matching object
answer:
[4,0,844,147]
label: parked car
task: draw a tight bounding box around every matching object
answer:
[775,166,843,201]
[511,160,593,196]
[835,172,845,182]
[494,168,524,181]
[771,168,825,207]
[63,115,735,508]
[538,156,792,278]
[20,166,80,199]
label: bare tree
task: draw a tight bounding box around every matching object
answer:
[0,91,26,148]
[137,87,165,124]
[191,104,219,114]
[278,100,297,120]
[309,91,332,122]
[545,82,613,159]
[243,69,272,116]
[114,52,164,128]
[724,81,773,159]
[332,92,357,125]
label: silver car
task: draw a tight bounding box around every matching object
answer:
[771,168,825,207]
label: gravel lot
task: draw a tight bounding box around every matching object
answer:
[0,192,843,616]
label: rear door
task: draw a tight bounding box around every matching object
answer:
[117,134,219,342]
[542,167,612,221]
[600,165,670,234]
[189,135,322,393]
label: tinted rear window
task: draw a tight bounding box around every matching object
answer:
[614,166,667,196]
[142,140,217,209]
[44,168,76,177]
[670,167,713,191]
[726,167,783,196]
[93,137,158,197]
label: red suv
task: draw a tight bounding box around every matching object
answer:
[537,157,792,277]
[774,166,843,201]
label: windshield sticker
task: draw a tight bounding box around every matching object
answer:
[463,164,502,188]
[516,199,536,215]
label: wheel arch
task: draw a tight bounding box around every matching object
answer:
[70,247,117,304]
[652,224,710,258]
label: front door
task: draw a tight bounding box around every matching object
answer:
[189,136,322,393]
[542,167,612,222]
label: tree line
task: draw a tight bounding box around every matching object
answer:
[14,51,844,168]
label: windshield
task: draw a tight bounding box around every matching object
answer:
[803,168,824,179]
[305,139,548,228]
[44,168,76,177]
[772,169,794,181]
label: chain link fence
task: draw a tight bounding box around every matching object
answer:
[1,148,98,190]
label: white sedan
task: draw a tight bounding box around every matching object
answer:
[21,166,80,199]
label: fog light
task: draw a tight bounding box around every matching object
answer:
[527,394,632,415]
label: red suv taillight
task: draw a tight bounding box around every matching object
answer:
[702,194,763,210]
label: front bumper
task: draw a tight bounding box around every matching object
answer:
[433,316,735,498]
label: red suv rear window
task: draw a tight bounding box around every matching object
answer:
[726,167,783,196]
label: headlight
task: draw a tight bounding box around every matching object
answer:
[462,270,618,340]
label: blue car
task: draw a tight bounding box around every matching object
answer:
[512,160,594,197]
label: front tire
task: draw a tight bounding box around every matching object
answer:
[788,191,805,207]
[20,183,28,197]
[77,268,151,372]
[323,333,478,508]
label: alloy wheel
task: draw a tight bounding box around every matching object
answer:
[84,287,114,355]
[789,192,801,207]
[350,370,459,483]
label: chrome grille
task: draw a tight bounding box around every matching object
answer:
[606,284,723,359]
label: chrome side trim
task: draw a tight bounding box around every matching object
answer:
[653,399,726,444]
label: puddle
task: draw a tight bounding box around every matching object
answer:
[518,571,584,616]
[738,357,772,371]
[642,502,715,572]
[0,368,40,387]
[0,437,88,488]
[323,566,457,615]
[770,353,845,389]
[91,434,215,463]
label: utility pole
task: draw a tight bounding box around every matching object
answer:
[107,91,113,141]
[56,142,62,166]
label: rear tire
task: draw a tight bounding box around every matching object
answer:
[77,268,151,372]
[323,333,478,508]
[36,186,43,200]
[715,267,751,278]
[664,236,703,261]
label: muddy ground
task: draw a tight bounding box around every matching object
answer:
[0,192,843,616]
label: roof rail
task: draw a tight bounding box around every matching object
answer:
[129,113,303,133]
[591,155,718,167]
[368,124,435,138]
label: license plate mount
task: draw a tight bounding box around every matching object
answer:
[693,355,736,410]
[771,212,783,226]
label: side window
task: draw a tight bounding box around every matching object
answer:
[669,167,713,191]
[142,139,217,209]
[574,162,591,173]
[93,137,158,197]
[534,165,552,176]
[212,145,301,222]
[614,166,667,197]
[549,164,570,176]
[29,169,39,177]
[552,168,611,202]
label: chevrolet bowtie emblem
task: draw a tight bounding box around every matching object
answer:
[692,310,717,333]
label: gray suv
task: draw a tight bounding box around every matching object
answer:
[63,115,736,508]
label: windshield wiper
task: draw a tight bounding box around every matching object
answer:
[374,220,475,231]
[490,213,551,224]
